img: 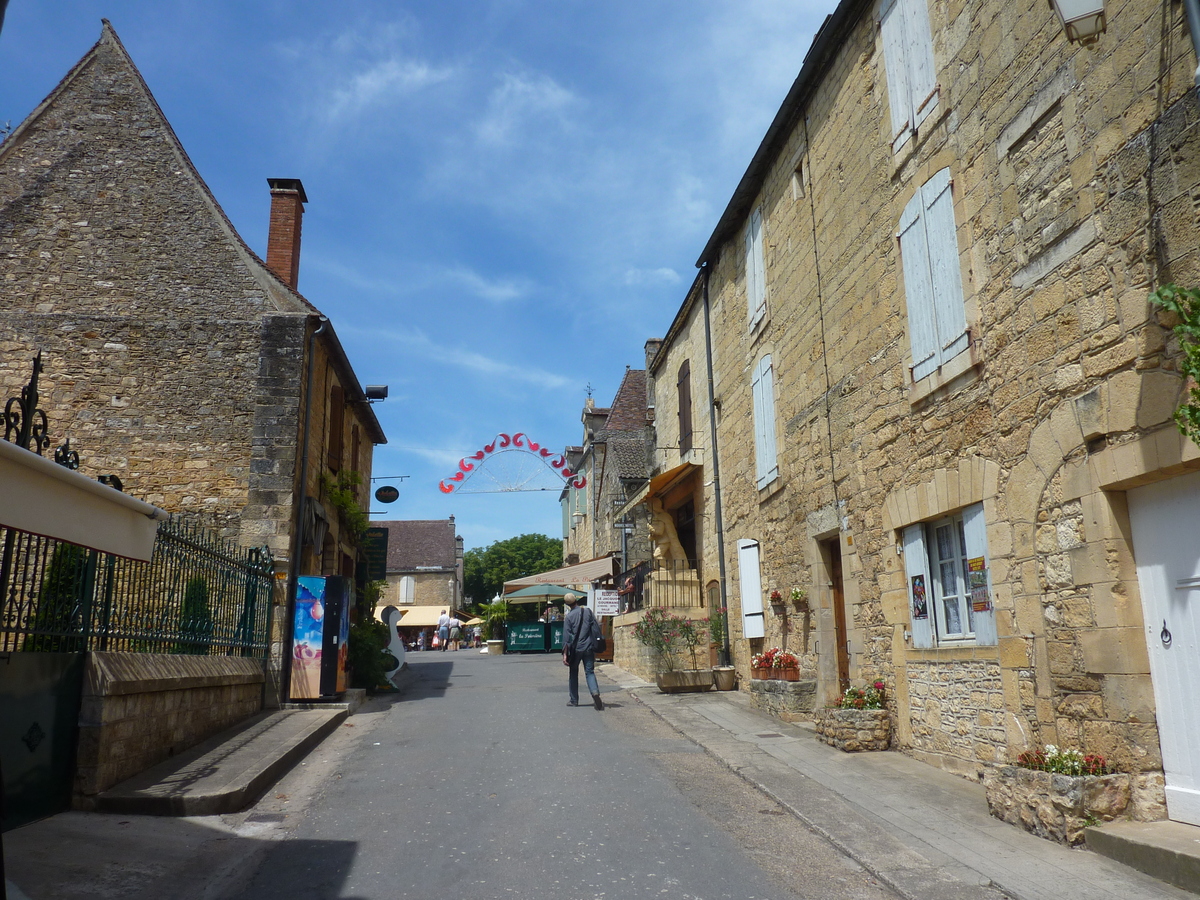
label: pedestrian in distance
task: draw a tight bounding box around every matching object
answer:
[436,610,450,651]
[562,592,604,710]
[448,614,462,651]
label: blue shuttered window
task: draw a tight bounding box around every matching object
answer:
[738,539,765,639]
[745,207,766,327]
[751,355,778,489]
[898,168,968,382]
[880,0,938,150]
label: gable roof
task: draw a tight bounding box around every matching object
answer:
[375,519,459,572]
[601,368,649,433]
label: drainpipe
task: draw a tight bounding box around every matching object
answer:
[1185,0,1200,88]
[281,315,327,702]
[700,264,732,667]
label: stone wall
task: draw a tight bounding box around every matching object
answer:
[747,678,817,723]
[815,708,892,752]
[678,0,1200,785]
[74,652,263,807]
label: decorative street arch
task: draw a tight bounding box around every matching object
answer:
[438,432,586,494]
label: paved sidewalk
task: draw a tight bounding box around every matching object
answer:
[601,663,1195,900]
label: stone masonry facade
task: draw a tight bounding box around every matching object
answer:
[612,0,1200,813]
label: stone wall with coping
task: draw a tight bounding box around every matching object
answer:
[74,652,263,807]
[747,678,817,722]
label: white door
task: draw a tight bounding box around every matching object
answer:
[1128,469,1200,826]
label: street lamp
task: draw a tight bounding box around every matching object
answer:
[1049,0,1106,44]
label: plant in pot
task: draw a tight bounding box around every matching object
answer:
[480,597,510,654]
[772,648,800,680]
[632,608,713,693]
[751,647,777,679]
[709,606,737,690]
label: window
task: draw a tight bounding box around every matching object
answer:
[751,355,778,489]
[737,539,765,639]
[677,360,693,455]
[902,502,997,647]
[745,207,766,327]
[326,384,345,471]
[880,0,938,151]
[399,575,415,605]
[898,168,968,382]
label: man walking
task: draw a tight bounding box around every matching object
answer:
[436,610,450,651]
[561,592,603,710]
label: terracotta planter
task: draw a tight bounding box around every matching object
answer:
[751,666,767,680]
[777,667,800,681]
[656,669,714,693]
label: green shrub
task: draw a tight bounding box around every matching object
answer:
[24,543,88,652]
[348,620,394,691]
[175,576,213,655]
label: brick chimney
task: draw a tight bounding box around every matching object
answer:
[266,178,307,289]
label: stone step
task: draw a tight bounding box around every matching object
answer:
[1085,820,1200,894]
[95,708,346,816]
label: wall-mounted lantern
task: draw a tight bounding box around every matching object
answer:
[1049,0,1106,44]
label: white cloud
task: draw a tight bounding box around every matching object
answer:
[307,256,530,304]
[324,57,455,121]
[446,267,530,303]
[476,70,578,147]
[346,325,574,391]
[623,267,681,287]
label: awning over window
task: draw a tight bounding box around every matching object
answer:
[0,438,167,561]
[615,461,698,518]
[380,605,459,628]
[504,555,617,589]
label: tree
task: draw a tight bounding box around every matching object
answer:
[463,533,562,605]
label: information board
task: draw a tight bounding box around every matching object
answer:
[592,589,619,616]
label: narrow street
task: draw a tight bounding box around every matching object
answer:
[228,651,897,900]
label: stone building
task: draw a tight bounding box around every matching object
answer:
[374,518,464,609]
[617,0,1200,827]
[561,366,654,574]
[0,22,386,586]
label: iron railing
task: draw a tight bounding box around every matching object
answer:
[617,559,704,611]
[0,516,274,657]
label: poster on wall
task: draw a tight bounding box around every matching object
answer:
[592,589,619,616]
[910,574,928,620]
[968,557,991,612]
[291,575,326,700]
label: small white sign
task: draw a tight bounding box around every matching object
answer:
[592,589,619,616]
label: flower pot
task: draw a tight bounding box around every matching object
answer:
[486,639,504,656]
[713,666,737,691]
[656,669,714,693]
[751,666,767,680]
[778,666,800,682]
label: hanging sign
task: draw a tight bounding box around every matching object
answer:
[375,485,400,503]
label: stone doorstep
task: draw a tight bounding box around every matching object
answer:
[93,708,346,817]
[1085,820,1200,895]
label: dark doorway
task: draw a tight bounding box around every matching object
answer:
[671,499,697,567]
[823,538,849,693]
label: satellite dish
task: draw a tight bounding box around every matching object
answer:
[375,485,400,503]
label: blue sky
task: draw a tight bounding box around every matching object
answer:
[0,1,831,550]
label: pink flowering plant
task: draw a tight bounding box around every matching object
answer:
[631,608,708,671]
[1016,745,1110,776]
[835,680,886,710]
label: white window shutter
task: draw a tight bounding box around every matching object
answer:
[961,503,998,646]
[902,524,934,648]
[899,192,938,381]
[746,208,766,325]
[738,539,765,639]
[904,0,938,128]
[880,0,913,148]
[923,170,968,362]
[752,356,778,489]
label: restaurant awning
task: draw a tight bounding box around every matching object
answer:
[615,461,698,518]
[503,555,617,589]
[0,438,167,561]
[378,605,456,628]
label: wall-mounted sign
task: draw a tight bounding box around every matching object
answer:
[364,527,389,581]
[374,485,400,503]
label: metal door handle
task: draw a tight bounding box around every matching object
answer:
[1161,620,1172,647]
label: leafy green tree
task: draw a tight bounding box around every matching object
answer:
[463,533,562,605]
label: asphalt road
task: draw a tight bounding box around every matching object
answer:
[227,650,899,900]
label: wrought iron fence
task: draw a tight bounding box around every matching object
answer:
[617,559,705,611]
[0,516,274,657]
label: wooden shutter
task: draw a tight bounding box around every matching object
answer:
[752,356,778,489]
[677,360,693,455]
[737,539,765,639]
[961,503,998,646]
[880,0,913,148]
[746,208,766,325]
[905,0,939,129]
[923,169,968,364]
[898,194,938,382]
[903,523,935,649]
[327,384,345,471]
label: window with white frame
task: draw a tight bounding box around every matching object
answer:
[880,0,938,151]
[902,502,997,647]
[898,168,968,383]
[751,355,778,489]
[745,207,767,327]
[399,575,415,605]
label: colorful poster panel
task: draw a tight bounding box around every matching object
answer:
[291,575,326,700]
